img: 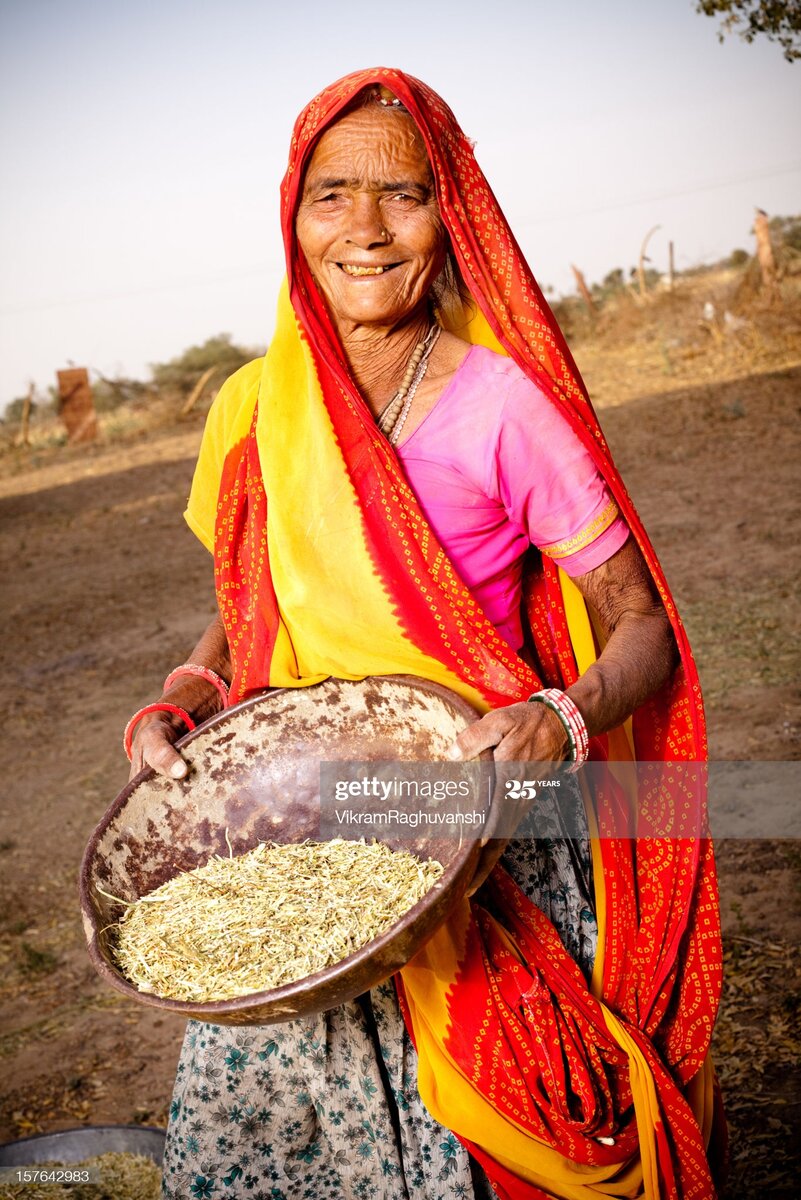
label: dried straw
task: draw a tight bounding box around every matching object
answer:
[107,839,444,1002]
[0,1152,160,1199]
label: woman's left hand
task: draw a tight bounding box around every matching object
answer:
[451,703,572,894]
[447,701,570,764]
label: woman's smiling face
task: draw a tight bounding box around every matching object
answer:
[295,106,446,335]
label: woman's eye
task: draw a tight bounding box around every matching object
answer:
[310,190,344,206]
[387,193,419,209]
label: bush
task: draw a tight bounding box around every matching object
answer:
[3,395,36,424]
[150,333,261,395]
[92,375,153,413]
[769,214,801,254]
[602,268,626,291]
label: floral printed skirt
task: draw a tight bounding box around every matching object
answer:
[161,786,597,1200]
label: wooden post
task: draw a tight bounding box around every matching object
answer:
[180,366,218,417]
[754,208,778,298]
[638,225,661,300]
[17,382,34,447]
[56,367,97,443]
[570,265,596,316]
[668,241,675,292]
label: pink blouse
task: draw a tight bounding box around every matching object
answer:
[395,344,629,650]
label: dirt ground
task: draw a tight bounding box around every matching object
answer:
[0,282,799,1197]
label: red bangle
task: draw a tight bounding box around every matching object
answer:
[163,662,230,709]
[124,702,197,762]
[527,688,589,770]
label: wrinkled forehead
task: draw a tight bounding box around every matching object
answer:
[300,106,434,195]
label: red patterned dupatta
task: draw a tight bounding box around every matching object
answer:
[210,69,723,1199]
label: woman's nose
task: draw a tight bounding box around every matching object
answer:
[346,194,390,248]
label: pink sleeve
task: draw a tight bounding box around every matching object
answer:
[490,372,629,576]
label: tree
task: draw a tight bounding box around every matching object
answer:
[769,212,801,252]
[150,333,261,394]
[602,268,625,291]
[695,1,801,62]
[3,394,36,424]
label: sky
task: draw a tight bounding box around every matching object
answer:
[0,0,799,411]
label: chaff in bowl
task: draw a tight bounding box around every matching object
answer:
[81,676,495,1023]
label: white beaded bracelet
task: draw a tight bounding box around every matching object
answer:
[527,688,589,770]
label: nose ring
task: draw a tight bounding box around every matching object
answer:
[379,227,390,241]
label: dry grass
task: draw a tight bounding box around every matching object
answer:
[569,268,801,410]
[0,391,208,472]
[110,839,444,1002]
[0,1152,160,1199]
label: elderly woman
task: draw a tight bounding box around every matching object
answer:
[127,70,723,1200]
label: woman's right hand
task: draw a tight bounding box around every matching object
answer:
[128,670,226,780]
[128,710,190,781]
[128,616,233,781]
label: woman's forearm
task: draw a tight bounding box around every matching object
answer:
[187,613,232,682]
[566,609,678,738]
[160,613,232,724]
[449,537,679,765]
[566,538,679,738]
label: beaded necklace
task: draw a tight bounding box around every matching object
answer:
[376,325,441,445]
